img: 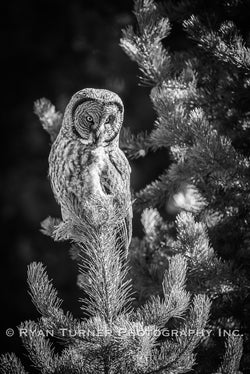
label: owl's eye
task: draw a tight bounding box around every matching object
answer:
[105,115,115,124]
[85,115,94,123]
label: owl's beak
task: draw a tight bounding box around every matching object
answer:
[95,124,104,139]
[95,117,107,144]
[94,126,104,146]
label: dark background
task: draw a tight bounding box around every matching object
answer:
[1,0,170,360]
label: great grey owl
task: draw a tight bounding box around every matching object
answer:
[49,88,132,252]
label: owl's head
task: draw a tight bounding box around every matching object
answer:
[62,88,124,146]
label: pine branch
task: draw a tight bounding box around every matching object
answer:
[216,334,243,374]
[145,294,211,374]
[162,254,190,319]
[120,127,151,159]
[141,207,163,237]
[27,262,81,338]
[149,77,198,151]
[0,353,28,374]
[148,341,195,374]
[120,0,171,86]
[134,255,190,327]
[110,317,159,372]
[34,98,63,142]
[56,346,98,374]
[174,294,211,359]
[40,216,62,240]
[19,320,59,373]
[78,216,134,321]
[184,16,250,74]
[174,211,213,261]
[134,164,206,213]
[28,262,63,315]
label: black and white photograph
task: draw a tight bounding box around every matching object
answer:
[1,0,250,372]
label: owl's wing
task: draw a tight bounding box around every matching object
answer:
[109,147,131,187]
[109,148,133,253]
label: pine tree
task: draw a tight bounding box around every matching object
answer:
[121,1,249,304]
[119,0,250,292]
[119,0,250,371]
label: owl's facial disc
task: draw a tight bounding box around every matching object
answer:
[73,100,122,145]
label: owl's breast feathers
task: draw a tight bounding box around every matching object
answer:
[49,135,131,206]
